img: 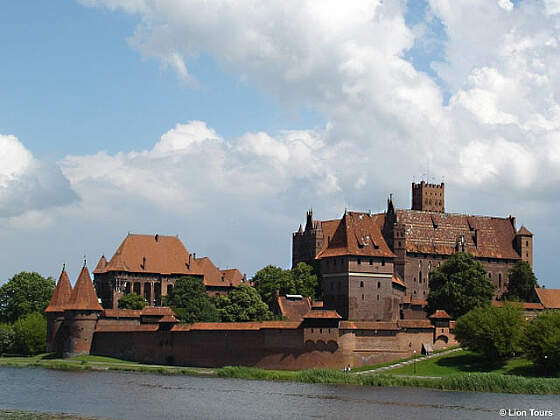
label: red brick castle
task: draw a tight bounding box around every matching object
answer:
[292,181,533,321]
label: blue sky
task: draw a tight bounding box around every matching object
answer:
[1,0,559,289]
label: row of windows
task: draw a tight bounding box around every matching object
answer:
[361,294,380,301]
[359,281,382,288]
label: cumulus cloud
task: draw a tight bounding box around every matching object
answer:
[14,0,555,284]
[0,135,78,219]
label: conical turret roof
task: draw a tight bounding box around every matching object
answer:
[45,267,73,313]
[93,255,108,274]
[66,265,103,311]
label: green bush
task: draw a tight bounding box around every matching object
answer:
[118,293,147,310]
[164,277,220,323]
[523,310,560,373]
[0,323,15,354]
[215,284,273,322]
[12,312,47,355]
[454,302,523,362]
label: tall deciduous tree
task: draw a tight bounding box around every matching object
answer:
[252,265,294,309]
[523,310,560,372]
[426,252,494,319]
[215,284,273,322]
[504,261,538,302]
[454,303,523,363]
[291,262,319,300]
[163,276,219,323]
[12,312,47,355]
[0,272,55,323]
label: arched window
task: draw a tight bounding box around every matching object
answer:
[360,281,364,288]
[377,281,381,288]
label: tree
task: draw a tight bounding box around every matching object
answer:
[118,293,147,310]
[215,284,273,322]
[0,323,15,354]
[454,303,523,363]
[291,262,319,300]
[522,311,560,372]
[12,312,47,355]
[426,253,494,319]
[504,261,538,302]
[0,272,55,323]
[163,276,219,323]
[252,265,294,309]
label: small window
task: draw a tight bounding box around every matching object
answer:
[526,240,529,247]
[381,259,385,266]
[320,329,322,333]
[360,281,364,287]
[377,295,380,301]
[362,294,364,300]
[377,281,381,289]
[357,258,361,265]
[489,272,492,279]
[369,259,373,265]
[311,328,314,333]
[398,241,402,247]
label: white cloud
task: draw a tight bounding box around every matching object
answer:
[4,0,557,284]
[0,135,78,219]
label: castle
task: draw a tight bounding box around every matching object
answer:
[92,234,246,309]
[46,181,537,369]
[292,181,533,321]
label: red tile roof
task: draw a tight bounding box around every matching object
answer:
[220,268,245,287]
[103,309,142,318]
[66,266,103,311]
[276,296,312,321]
[45,268,73,313]
[97,234,201,276]
[339,321,400,330]
[395,210,521,259]
[95,324,159,333]
[316,212,395,259]
[492,301,544,310]
[302,310,342,319]
[173,321,301,331]
[401,297,428,306]
[158,315,179,323]
[398,320,433,328]
[517,226,533,236]
[429,309,451,319]
[534,288,560,309]
[140,306,175,316]
[93,255,107,274]
[195,257,240,287]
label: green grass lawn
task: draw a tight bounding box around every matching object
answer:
[389,350,558,378]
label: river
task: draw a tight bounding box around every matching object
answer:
[0,367,558,419]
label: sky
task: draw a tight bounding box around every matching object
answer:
[1,0,559,288]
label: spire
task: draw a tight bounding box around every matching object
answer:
[66,265,103,311]
[45,266,73,313]
[93,255,108,274]
[305,209,313,231]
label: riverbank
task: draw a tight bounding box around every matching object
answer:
[0,409,111,419]
[1,353,559,395]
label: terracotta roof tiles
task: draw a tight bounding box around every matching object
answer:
[534,288,560,309]
[66,266,103,311]
[339,321,400,330]
[45,269,73,313]
[277,296,312,321]
[316,212,395,259]
[429,309,451,319]
[303,310,342,319]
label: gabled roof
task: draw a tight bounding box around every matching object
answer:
[45,268,73,313]
[429,309,451,319]
[276,295,312,321]
[395,210,521,259]
[517,225,533,236]
[533,288,560,309]
[392,273,406,288]
[492,301,544,310]
[66,266,103,311]
[220,268,245,287]
[316,212,395,259]
[97,234,201,276]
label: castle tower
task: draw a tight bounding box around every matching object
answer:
[45,266,73,354]
[62,265,103,358]
[411,181,445,212]
[515,226,533,268]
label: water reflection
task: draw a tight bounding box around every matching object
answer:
[0,367,558,420]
